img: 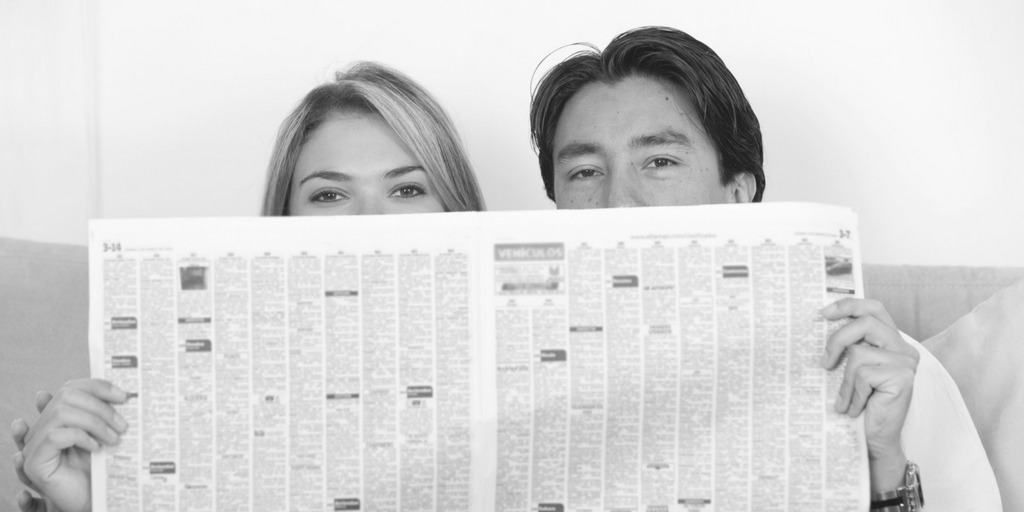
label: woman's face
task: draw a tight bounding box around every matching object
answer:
[288,113,444,215]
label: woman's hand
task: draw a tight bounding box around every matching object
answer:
[11,390,52,512]
[11,379,129,512]
[820,298,919,493]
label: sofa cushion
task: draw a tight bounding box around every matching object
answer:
[0,237,89,510]
[863,264,1024,341]
[924,277,1024,511]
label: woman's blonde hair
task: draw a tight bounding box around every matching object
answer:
[261,62,485,214]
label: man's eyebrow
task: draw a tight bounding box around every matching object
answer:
[629,129,693,150]
[298,165,424,185]
[556,142,602,163]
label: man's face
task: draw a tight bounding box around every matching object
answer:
[551,75,752,208]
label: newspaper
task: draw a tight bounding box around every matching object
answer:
[89,203,869,512]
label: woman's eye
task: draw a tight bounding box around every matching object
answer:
[570,168,602,180]
[310,190,346,203]
[391,185,426,198]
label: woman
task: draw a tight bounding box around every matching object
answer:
[263,61,483,216]
[10,61,485,512]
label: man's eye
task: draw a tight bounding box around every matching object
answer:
[391,185,426,198]
[649,157,677,168]
[569,168,602,180]
[310,190,346,203]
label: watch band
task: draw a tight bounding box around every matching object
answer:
[870,490,904,512]
[870,460,924,511]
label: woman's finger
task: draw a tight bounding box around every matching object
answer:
[11,418,29,450]
[30,426,103,455]
[13,451,39,491]
[17,489,49,512]
[62,379,128,405]
[27,403,121,448]
[58,387,128,435]
[22,427,101,485]
[34,391,52,414]
[25,381,128,447]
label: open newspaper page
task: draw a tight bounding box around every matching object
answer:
[89,203,868,512]
[89,214,488,512]
[481,204,867,512]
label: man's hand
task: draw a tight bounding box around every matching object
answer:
[12,379,129,512]
[820,298,919,493]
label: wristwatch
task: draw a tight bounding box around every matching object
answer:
[870,460,924,511]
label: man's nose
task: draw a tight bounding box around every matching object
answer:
[604,169,645,208]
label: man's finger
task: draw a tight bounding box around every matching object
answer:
[822,315,901,369]
[833,344,890,412]
[34,391,52,414]
[820,298,896,328]
[847,369,876,417]
[831,342,921,413]
[835,367,855,414]
[834,345,866,414]
[843,363,915,417]
[823,316,872,369]
[833,343,917,413]
[11,418,29,450]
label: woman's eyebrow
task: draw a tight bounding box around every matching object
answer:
[382,165,425,179]
[299,170,350,185]
[299,166,424,185]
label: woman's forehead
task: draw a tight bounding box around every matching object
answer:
[294,114,420,182]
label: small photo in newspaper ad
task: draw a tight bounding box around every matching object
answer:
[494,243,566,295]
[824,244,855,296]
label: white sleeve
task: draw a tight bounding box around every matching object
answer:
[900,333,1003,511]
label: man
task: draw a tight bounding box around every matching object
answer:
[529,26,1000,511]
[531,26,763,210]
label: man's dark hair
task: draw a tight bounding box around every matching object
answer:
[530,26,765,202]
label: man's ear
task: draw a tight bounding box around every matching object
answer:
[727,172,756,203]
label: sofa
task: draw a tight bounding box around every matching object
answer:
[2,236,1022,510]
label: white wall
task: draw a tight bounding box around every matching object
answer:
[3,0,1023,266]
[0,0,97,245]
